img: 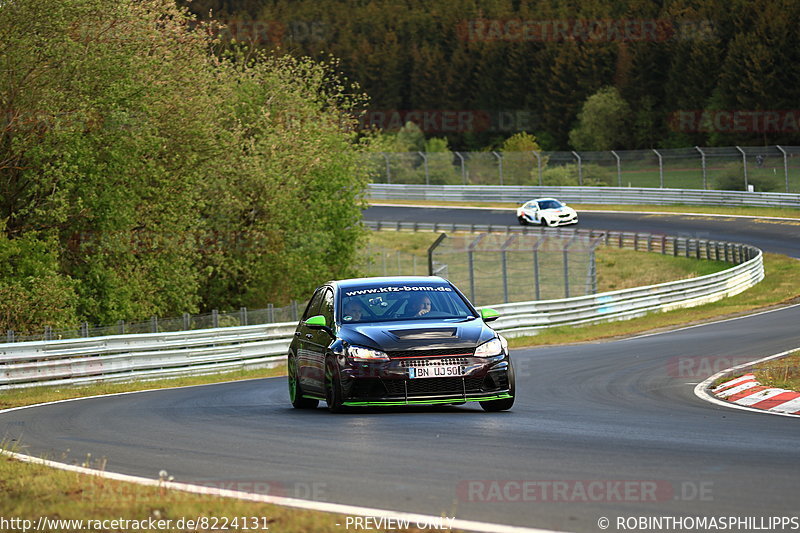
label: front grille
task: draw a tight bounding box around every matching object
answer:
[388,348,474,359]
[398,357,468,367]
[383,377,484,396]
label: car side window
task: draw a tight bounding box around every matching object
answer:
[302,288,325,320]
[320,288,335,324]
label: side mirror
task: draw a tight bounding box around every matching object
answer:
[480,308,500,322]
[305,315,334,336]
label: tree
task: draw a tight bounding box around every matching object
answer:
[569,86,633,151]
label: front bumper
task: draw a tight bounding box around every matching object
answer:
[337,355,512,406]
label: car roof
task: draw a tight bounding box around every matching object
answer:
[330,276,449,291]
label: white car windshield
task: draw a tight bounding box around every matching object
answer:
[340,283,476,323]
[538,199,563,209]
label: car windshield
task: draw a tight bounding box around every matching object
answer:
[538,199,563,209]
[339,283,476,323]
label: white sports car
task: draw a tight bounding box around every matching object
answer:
[516,198,578,227]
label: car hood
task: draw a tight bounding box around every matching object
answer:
[338,319,495,352]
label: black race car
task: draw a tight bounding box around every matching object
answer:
[287,276,514,412]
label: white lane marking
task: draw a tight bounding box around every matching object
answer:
[694,349,800,419]
[716,381,759,398]
[369,203,800,221]
[1,449,559,533]
[735,388,792,406]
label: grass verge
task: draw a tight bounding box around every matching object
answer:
[508,253,800,348]
[749,351,800,391]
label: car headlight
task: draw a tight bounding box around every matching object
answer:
[474,337,505,357]
[347,345,390,362]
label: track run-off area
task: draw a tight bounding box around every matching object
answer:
[1,205,799,533]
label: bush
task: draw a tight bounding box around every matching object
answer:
[714,163,780,192]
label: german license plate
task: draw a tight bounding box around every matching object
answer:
[408,365,465,379]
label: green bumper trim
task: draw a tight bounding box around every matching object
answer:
[342,393,512,407]
[302,394,326,401]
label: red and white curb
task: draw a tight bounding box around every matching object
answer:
[695,348,800,418]
[712,374,800,415]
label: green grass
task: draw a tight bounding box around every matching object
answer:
[750,351,800,391]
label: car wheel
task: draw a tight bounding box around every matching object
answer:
[480,362,515,412]
[517,216,528,226]
[288,352,319,409]
[325,357,345,413]
[540,217,550,227]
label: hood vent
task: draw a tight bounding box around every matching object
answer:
[388,328,458,340]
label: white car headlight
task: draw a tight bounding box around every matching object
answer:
[474,337,505,357]
[347,345,390,361]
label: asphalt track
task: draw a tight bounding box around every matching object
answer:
[2,206,799,532]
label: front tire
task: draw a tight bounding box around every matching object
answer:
[540,217,550,227]
[517,216,528,226]
[325,357,345,413]
[480,362,515,412]
[288,352,319,409]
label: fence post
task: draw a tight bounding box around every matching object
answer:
[653,149,664,188]
[776,145,789,192]
[44,325,53,341]
[118,320,125,335]
[381,152,391,184]
[81,322,89,337]
[6,330,14,343]
[291,301,299,322]
[150,316,158,333]
[492,151,503,186]
[736,146,748,191]
[240,306,248,327]
[563,249,570,298]
[533,240,541,301]
[532,151,543,186]
[695,146,707,189]
[572,151,583,186]
[611,150,621,187]
[468,249,476,302]
[267,303,274,323]
[418,151,429,185]
[454,151,466,185]
[211,310,218,329]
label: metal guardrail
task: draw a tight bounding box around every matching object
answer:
[0,323,296,390]
[0,227,763,390]
[367,183,800,208]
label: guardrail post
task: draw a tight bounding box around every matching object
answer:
[44,326,53,341]
[695,146,707,189]
[661,235,666,254]
[240,307,248,326]
[673,237,679,257]
[6,330,14,343]
[150,316,158,333]
[776,145,789,192]
[211,310,218,329]
[81,322,89,337]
